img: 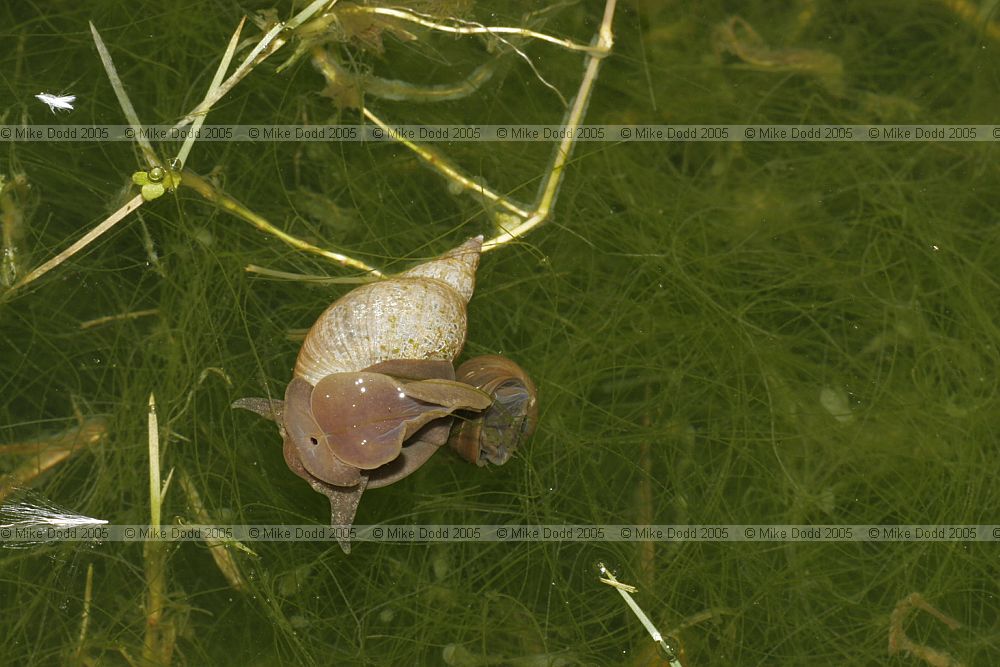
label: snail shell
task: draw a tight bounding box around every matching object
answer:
[294,236,482,385]
[448,355,538,466]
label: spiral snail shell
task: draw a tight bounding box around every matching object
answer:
[449,355,538,467]
[294,237,480,385]
[232,237,538,552]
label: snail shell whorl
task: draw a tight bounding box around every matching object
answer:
[449,355,538,466]
[397,236,482,302]
[294,237,483,386]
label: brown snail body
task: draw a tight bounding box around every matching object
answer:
[233,237,538,552]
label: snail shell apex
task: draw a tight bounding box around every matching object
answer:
[397,236,482,302]
[294,237,482,385]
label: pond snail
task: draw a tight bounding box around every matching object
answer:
[233,237,538,552]
[450,355,538,467]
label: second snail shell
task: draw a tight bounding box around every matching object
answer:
[449,355,538,466]
[294,237,481,385]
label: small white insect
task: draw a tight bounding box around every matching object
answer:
[35,92,76,113]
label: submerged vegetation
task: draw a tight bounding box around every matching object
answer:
[1,0,998,665]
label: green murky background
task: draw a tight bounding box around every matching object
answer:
[1,1,998,665]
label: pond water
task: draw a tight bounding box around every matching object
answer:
[1,1,997,665]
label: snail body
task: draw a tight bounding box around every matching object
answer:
[280,365,491,487]
[233,237,538,552]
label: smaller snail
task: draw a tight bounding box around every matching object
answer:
[233,239,539,552]
[449,355,538,467]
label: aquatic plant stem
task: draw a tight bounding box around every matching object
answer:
[79,308,160,330]
[637,386,655,589]
[143,393,173,665]
[170,0,337,132]
[180,169,383,275]
[362,6,608,54]
[174,17,246,170]
[597,562,680,666]
[74,563,94,661]
[148,394,161,530]
[0,417,107,503]
[2,194,144,301]
[90,22,160,168]
[320,0,619,253]
[179,470,249,592]
[483,0,618,251]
